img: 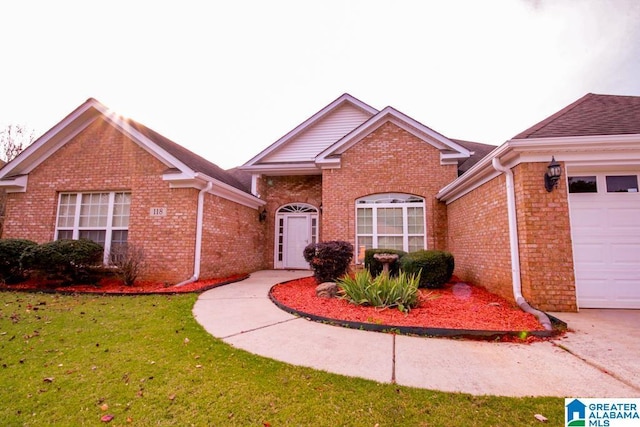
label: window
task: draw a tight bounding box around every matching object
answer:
[356,193,425,254]
[568,176,597,193]
[606,175,639,193]
[55,192,131,263]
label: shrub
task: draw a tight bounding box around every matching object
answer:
[303,240,354,283]
[337,269,420,313]
[110,243,145,286]
[20,239,105,284]
[364,248,407,277]
[399,250,454,289]
[0,238,37,283]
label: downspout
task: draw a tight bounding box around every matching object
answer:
[491,157,552,331]
[176,180,213,287]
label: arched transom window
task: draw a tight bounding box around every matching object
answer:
[355,193,425,253]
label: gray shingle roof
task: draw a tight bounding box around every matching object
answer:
[125,119,251,193]
[452,139,497,175]
[514,93,640,139]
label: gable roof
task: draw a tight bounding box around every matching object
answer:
[514,93,640,139]
[243,94,471,173]
[0,98,261,208]
[241,93,378,174]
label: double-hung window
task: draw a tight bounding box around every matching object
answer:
[356,193,425,254]
[55,192,131,263]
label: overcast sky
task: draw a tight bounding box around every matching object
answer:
[1,0,639,169]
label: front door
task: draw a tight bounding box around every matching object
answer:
[284,215,311,269]
[275,203,319,269]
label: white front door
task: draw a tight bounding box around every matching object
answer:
[284,215,311,269]
[275,203,319,269]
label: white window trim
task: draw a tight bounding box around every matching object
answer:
[355,194,426,258]
[55,191,131,264]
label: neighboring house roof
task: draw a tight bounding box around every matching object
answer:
[514,93,640,139]
[0,98,261,208]
[242,94,472,174]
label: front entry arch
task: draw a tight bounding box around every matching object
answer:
[275,203,318,269]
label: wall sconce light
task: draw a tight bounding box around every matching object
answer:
[544,156,562,192]
[258,207,267,222]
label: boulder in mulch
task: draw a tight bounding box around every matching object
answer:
[316,282,338,298]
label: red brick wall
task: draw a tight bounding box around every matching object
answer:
[2,117,263,283]
[513,162,576,311]
[322,122,457,254]
[446,162,577,312]
[200,192,268,277]
[446,174,514,302]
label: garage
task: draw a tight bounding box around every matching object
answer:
[568,170,640,308]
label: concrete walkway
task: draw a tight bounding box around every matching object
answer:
[193,270,640,397]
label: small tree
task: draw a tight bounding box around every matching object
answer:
[110,243,146,286]
[0,124,35,236]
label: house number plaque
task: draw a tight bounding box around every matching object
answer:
[150,207,167,217]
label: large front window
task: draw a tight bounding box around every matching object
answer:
[356,193,425,255]
[55,192,131,263]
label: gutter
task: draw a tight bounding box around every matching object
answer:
[176,180,213,287]
[491,157,552,331]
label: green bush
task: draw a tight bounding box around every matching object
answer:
[399,250,454,289]
[337,269,420,313]
[303,240,354,283]
[364,248,407,277]
[0,238,37,283]
[20,239,105,284]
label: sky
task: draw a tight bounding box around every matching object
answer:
[1,0,639,169]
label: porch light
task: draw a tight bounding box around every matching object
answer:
[258,207,267,222]
[544,156,562,192]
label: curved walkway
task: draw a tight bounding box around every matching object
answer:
[193,270,640,397]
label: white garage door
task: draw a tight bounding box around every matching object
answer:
[568,171,640,308]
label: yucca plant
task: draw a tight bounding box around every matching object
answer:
[337,270,420,313]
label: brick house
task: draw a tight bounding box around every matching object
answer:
[1,93,638,311]
[0,98,267,284]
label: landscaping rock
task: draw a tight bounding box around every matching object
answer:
[316,282,338,298]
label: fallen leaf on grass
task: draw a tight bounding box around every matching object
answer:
[101,414,114,422]
[534,414,548,422]
[100,403,109,411]
[168,394,176,401]
[43,377,54,383]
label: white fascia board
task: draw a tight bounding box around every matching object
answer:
[238,162,321,176]
[195,173,264,209]
[0,175,29,193]
[437,133,640,203]
[242,94,378,167]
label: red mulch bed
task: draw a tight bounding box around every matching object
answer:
[271,276,553,341]
[0,274,249,295]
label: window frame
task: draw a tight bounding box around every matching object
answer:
[355,193,426,258]
[55,191,131,264]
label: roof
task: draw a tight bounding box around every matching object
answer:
[514,93,640,139]
[0,98,261,207]
[451,139,497,175]
[124,118,249,192]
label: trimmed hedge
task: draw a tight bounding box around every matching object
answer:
[303,240,354,283]
[0,238,38,283]
[20,239,105,284]
[399,250,454,289]
[364,248,407,277]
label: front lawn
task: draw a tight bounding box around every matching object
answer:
[0,291,562,426]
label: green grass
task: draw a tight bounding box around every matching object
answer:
[0,291,563,426]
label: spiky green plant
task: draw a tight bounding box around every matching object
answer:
[337,270,420,313]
